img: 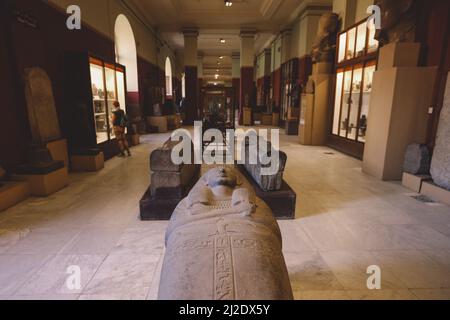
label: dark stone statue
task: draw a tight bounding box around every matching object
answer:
[311,12,340,63]
[374,0,417,46]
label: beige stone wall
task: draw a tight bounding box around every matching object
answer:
[355,0,374,22]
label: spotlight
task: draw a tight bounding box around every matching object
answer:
[225,1,233,7]
[220,38,226,44]
[215,74,219,79]
[219,56,224,59]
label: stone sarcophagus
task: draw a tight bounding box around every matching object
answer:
[140,139,200,220]
[158,167,293,300]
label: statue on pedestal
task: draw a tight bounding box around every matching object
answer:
[311,12,340,64]
[374,0,417,46]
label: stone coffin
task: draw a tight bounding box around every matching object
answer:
[140,139,201,220]
[158,168,293,300]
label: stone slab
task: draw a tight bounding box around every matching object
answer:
[403,143,431,175]
[151,166,200,198]
[23,67,61,143]
[421,181,450,206]
[150,140,193,173]
[430,72,450,190]
[402,172,432,193]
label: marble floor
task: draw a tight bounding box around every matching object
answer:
[1,129,450,300]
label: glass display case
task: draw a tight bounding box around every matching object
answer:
[89,58,126,144]
[330,17,379,159]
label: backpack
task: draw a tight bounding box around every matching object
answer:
[120,113,129,128]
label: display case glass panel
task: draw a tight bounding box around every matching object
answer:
[338,33,347,63]
[358,63,376,142]
[90,61,108,144]
[116,70,126,110]
[340,69,353,138]
[332,71,344,135]
[346,27,356,60]
[347,66,363,140]
[355,22,367,58]
[105,65,117,139]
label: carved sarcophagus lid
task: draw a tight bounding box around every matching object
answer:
[158,167,293,300]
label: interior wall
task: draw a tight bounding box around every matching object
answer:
[355,0,374,22]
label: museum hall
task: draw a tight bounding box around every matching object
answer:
[0,0,450,302]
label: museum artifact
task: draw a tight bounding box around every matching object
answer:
[430,73,450,190]
[311,12,340,63]
[374,0,418,46]
[403,143,431,175]
[158,167,294,300]
[140,139,201,220]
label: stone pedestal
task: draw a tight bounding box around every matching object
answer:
[363,43,437,181]
[70,150,104,172]
[0,181,30,212]
[272,113,280,127]
[13,167,68,197]
[421,181,450,206]
[140,139,201,221]
[402,172,431,193]
[430,72,450,190]
[243,107,252,126]
[130,134,140,146]
[299,63,332,145]
[147,116,168,133]
[261,113,273,126]
[46,139,69,168]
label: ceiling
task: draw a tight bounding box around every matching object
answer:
[124,0,321,82]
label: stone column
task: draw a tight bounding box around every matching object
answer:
[232,52,241,113]
[332,0,357,30]
[362,43,437,180]
[183,28,199,125]
[197,53,204,119]
[240,30,256,125]
[280,29,292,65]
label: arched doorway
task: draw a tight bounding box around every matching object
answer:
[165,57,173,98]
[114,14,138,95]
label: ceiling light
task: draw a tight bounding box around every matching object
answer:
[225,1,233,7]
[219,56,224,59]
[215,74,219,79]
[220,38,226,44]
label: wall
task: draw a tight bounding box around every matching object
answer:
[355,0,373,22]
[0,0,177,171]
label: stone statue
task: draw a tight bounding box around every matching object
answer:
[374,0,417,46]
[158,166,293,300]
[311,12,340,63]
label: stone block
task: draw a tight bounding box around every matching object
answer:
[402,172,431,193]
[70,151,104,172]
[13,167,68,197]
[421,181,450,206]
[403,143,431,175]
[147,116,168,133]
[0,182,30,212]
